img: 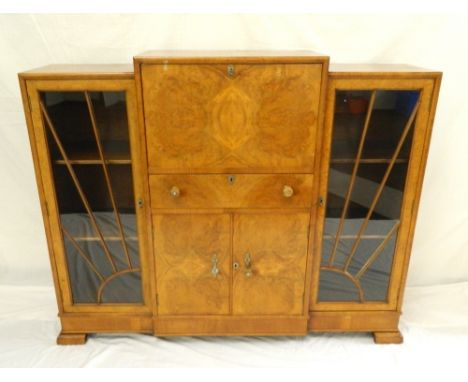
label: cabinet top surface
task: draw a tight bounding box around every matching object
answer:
[330,63,442,76]
[134,50,329,64]
[18,60,442,79]
[19,64,134,79]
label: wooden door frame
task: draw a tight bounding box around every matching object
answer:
[309,74,442,313]
[22,77,154,314]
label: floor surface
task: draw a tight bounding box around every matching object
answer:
[1,283,467,369]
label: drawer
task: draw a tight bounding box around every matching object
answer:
[150,174,314,209]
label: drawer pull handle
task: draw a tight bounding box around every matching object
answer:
[211,254,220,277]
[244,252,253,277]
[283,185,294,198]
[170,186,180,198]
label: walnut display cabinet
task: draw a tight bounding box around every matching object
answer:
[19,51,441,345]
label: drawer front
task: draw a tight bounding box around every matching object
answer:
[150,174,314,209]
[142,63,322,172]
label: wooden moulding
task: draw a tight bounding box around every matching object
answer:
[134,50,329,65]
[308,310,401,332]
[58,311,401,342]
[60,313,153,334]
[57,313,403,344]
[153,316,309,336]
[329,63,442,79]
[18,64,134,80]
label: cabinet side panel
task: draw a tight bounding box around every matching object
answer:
[304,58,329,316]
[19,77,65,315]
[384,78,438,310]
[395,74,442,311]
[134,61,158,319]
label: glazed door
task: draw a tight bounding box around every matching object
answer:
[153,214,231,315]
[27,80,151,312]
[232,213,310,315]
[312,77,437,310]
[142,63,323,173]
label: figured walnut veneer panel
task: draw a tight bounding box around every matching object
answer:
[150,174,313,209]
[142,64,322,172]
[153,316,308,336]
[232,213,310,315]
[153,214,231,315]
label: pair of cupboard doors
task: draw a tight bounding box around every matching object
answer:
[154,212,310,316]
[20,53,442,342]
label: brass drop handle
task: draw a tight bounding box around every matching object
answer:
[244,252,253,277]
[170,186,180,198]
[211,254,220,277]
[283,185,294,198]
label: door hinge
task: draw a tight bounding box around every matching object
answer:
[155,294,159,306]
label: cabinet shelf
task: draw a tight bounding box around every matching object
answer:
[55,157,132,165]
[330,158,409,164]
[323,235,388,239]
[60,212,137,243]
[52,142,132,165]
[43,98,131,166]
[72,236,138,242]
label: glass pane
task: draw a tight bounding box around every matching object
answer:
[41,91,142,304]
[319,89,420,303]
[43,91,130,162]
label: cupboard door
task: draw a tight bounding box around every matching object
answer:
[232,213,310,315]
[29,86,147,307]
[317,83,435,306]
[142,63,322,172]
[153,214,231,315]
